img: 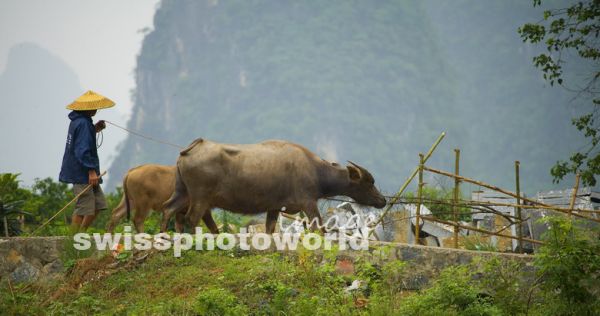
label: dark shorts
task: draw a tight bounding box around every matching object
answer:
[73,184,108,216]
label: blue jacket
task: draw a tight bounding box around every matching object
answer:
[59,111,101,184]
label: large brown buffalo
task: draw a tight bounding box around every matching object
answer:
[161,139,386,233]
[106,164,219,233]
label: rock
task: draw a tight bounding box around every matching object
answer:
[42,260,64,275]
[403,274,429,290]
[10,261,40,283]
[6,249,23,264]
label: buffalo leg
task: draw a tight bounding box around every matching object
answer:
[202,212,219,234]
[185,202,210,231]
[133,204,150,233]
[161,194,188,232]
[266,210,279,234]
[304,202,324,233]
[174,211,186,233]
[106,197,127,233]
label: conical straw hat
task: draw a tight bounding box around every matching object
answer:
[66,90,115,110]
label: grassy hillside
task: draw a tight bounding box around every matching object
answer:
[0,247,528,315]
[3,219,599,316]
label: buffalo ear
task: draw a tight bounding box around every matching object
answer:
[347,165,361,181]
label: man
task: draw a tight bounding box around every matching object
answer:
[59,90,114,232]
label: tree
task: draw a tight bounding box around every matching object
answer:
[0,173,32,236]
[519,0,600,185]
[25,177,73,224]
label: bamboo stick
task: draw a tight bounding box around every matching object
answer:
[423,166,600,223]
[389,195,600,213]
[568,174,581,219]
[453,149,460,249]
[420,215,544,245]
[515,161,523,253]
[373,132,446,229]
[449,198,600,214]
[415,154,425,245]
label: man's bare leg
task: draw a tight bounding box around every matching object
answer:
[80,209,101,231]
[71,214,84,233]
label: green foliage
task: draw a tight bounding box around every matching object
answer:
[405,186,471,221]
[23,177,74,234]
[0,174,79,235]
[194,288,248,316]
[0,173,31,203]
[519,0,600,186]
[108,0,586,194]
[25,177,73,218]
[0,284,46,315]
[533,216,600,315]
[461,235,499,252]
[0,172,127,235]
[1,218,599,315]
[0,173,32,236]
[475,257,531,315]
[397,266,502,316]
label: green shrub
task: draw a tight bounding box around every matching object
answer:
[193,288,248,316]
[397,266,502,316]
[533,216,600,315]
[475,257,531,315]
[462,235,498,252]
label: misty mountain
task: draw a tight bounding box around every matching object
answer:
[107,0,584,194]
[0,42,82,184]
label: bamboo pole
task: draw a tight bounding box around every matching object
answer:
[447,198,600,214]
[415,153,425,245]
[423,166,600,223]
[372,132,445,230]
[453,149,460,249]
[568,173,581,219]
[421,215,544,245]
[515,161,523,253]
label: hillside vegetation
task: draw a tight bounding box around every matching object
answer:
[2,216,599,315]
[107,0,585,194]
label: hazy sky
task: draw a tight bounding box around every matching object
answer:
[0,0,159,184]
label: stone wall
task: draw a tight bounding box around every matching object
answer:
[0,237,66,283]
[0,237,534,288]
[350,241,534,289]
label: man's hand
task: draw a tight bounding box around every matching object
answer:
[88,170,99,186]
[95,120,106,133]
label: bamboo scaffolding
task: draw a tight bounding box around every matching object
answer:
[453,149,460,249]
[372,132,445,229]
[383,195,600,214]
[568,174,581,219]
[423,166,600,224]
[515,161,523,253]
[441,198,600,214]
[420,215,545,245]
[415,153,425,245]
